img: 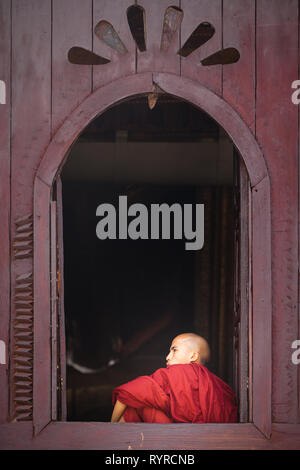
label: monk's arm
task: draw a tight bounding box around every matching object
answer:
[111,399,127,423]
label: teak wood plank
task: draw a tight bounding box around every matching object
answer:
[33,177,52,436]
[93,0,136,90]
[223,0,256,133]
[37,72,153,187]
[50,202,57,421]
[0,0,11,425]
[1,422,300,449]
[56,176,67,421]
[180,0,222,96]
[10,0,52,426]
[299,3,300,426]
[251,176,272,437]
[11,0,51,220]
[52,0,93,136]
[256,0,299,424]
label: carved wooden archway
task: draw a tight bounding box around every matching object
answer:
[34,72,271,443]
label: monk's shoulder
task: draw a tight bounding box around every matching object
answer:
[150,367,171,390]
[164,364,201,381]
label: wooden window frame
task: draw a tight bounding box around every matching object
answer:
[33,72,272,447]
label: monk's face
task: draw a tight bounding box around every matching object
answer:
[166,336,194,367]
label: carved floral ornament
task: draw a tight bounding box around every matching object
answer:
[68,5,240,107]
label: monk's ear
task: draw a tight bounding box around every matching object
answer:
[190,351,199,363]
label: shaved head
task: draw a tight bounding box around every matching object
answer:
[166,333,210,366]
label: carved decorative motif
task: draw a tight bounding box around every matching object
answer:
[11,214,34,421]
[12,271,33,421]
[68,4,240,66]
[12,214,33,260]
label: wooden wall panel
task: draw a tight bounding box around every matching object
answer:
[251,176,272,437]
[0,0,11,424]
[2,422,300,450]
[10,0,51,422]
[180,0,222,96]
[93,0,136,90]
[299,5,300,425]
[137,0,180,75]
[0,0,298,443]
[52,0,92,136]
[33,178,51,435]
[223,0,255,133]
[256,0,299,423]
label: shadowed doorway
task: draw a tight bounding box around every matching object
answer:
[60,95,237,422]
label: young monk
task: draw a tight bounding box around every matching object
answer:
[111,333,237,423]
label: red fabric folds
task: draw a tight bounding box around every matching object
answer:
[112,363,237,423]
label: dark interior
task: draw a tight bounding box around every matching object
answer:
[61,95,235,422]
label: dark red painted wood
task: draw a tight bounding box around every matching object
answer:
[33,73,153,435]
[299,9,300,425]
[248,186,253,423]
[233,155,251,423]
[56,176,67,421]
[137,0,180,75]
[223,0,256,133]
[0,0,299,449]
[52,0,93,136]
[0,0,11,425]
[256,0,299,423]
[238,162,251,422]
[10,0,51,426]
[93,0,136,90]
[34,72,272,441]
[0,422,300,450]
[37,72,153,185]
[251,176,272,438]
[50,201,57,421]
[33,177,52,435]
[180,0,222,95]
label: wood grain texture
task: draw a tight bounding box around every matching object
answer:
[180,0,222,95]
[35,71,272,439]
[93,0,136,90]
[11,0,51,219]
[256,0,299,423]
[0,0,11,425]
[251,176,272,437]
[10,0,51,426]
[299,1,300,425]
[0,422,300,449]
[56,177,67,421]
[52,0,93,136]
[33,177,52,435]
[137,0,180,74]
[223,0,255,133]
[240,162,251,422]
[12,270,33,422]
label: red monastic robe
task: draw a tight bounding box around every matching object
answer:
[112,363,237,423]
